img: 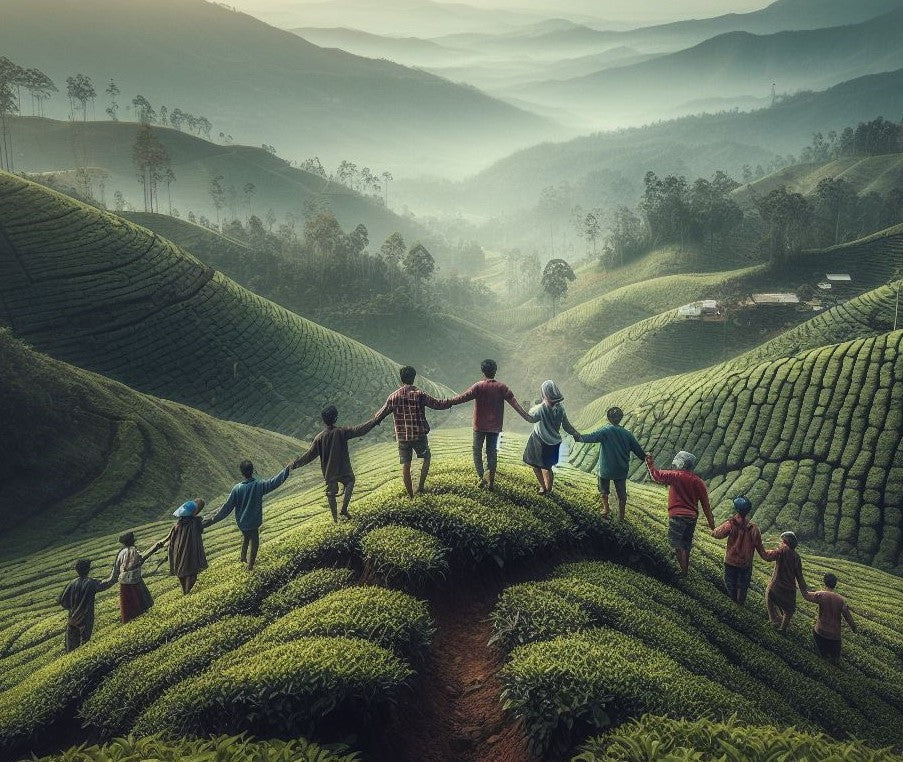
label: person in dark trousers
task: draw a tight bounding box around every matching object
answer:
[375,365,452,498]
[761,531,808,633]
[447,359,532,490]
[522,380,580,496]
[578,406,646,520]
[711,496,767,604]
[292,405,381,521]
[802,572,857,664]
[203,459,292,570]
[645,451,715,576]
[58,559,115,651]
[158,499,208,594]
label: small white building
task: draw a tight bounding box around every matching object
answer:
[750,293,800,305]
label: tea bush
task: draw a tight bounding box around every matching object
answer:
[361,525,449,587]
[261,568,356,620]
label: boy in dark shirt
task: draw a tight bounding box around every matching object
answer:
[58,559,114,651]
[292,405,380,522]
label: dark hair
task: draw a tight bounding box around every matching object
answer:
[824,572,838,589]
[239,460,254,479]
[321,405,338,425]
[606,406,624,424]
[481,359,497,378]
[75,559,91,576]
[400,366,416,384]
[119,531,135,547]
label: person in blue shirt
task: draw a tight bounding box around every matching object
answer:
[578,406,646,521]
[203,459,292,570]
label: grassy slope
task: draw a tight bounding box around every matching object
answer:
[14,118,437,251]
[0,437,899,757]
[573,328,903,571]
[0,173,451,440]
[0,329,301,555]
[118,212,510,390]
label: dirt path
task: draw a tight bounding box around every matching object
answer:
[372,572,534,762]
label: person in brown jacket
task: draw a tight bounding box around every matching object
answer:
[157,499,208,594]
[292,405,381,522]
[761,531,807,633]
[802,572,857,664]
[58,559,115,651]
[710,496,767,605]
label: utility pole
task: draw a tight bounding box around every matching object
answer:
[771,82,776,107]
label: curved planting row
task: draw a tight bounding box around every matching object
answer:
[0,173,450,440]
[492,558,903,756]
[574,330,903,570]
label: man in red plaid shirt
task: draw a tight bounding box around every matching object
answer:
[375,365,452,498]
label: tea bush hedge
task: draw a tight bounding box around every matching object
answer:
[260,568,356,620]
[361,525,449,587]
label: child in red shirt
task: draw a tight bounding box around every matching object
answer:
[646,451,715,576]
[711,496,767,604]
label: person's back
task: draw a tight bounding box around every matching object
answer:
[720,514,763,568]
[59,560,112,651]
[803,573,856,661]
[769,543,803,595]
[580,408,646,520]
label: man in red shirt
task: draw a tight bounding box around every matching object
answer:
[646,451,715,577]
[711,496,767,604]
[375,365,452,498]
[447,359,532,490]
[802,572,856,663]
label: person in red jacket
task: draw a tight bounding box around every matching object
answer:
[645,451,715,577]
[761,531,808,633]
[711,496,767,604]
[802,572,857,664]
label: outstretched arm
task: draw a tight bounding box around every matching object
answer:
[629,432,646,461]
[346,418,381,439]
[700,490,715,531]
[503,389,533,423]
[561,410,579,438]
[261,466,291,495]
[292,441,319,470]
[579,426,606,444]
[842,606,857,633]
[203,492,236,528]
[711,520,732,539]
[374,400,392,423]
[421,392,453,410]
[446,385,477,407]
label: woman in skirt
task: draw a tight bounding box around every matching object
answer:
[158,499,209,594]
[522,380,580,495]
[109,531,163,623]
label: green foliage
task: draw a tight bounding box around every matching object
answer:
[575,714,900,762]
[134,636,411,737]
[79,616,262,736]
[260,568,356,619]
[500,630,760,756]
[490,583,591,651]
[361,525,449,587]
[251,586,434,657]
[30,733,360,762]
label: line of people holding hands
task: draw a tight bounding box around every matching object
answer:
[60,360,856,664]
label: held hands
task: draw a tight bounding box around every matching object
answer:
[645,453,655,466]
[573,432,582,442]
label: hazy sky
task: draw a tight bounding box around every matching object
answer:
[229,0,773,27]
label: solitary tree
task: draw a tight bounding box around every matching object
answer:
[243,182,256,220]
[105,79,120,120]
[380,232,406,266]
[132,124,170,212]
[163,166,176,215]
[23,68,56,116]
[541,258,576,315]
[583,211,602,257]
[0,58,21,171]
[381,170,393,206]
[131,95,155,124]
[404,242,435,300]
[209,174,225,226]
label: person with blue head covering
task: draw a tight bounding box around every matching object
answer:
[155,498,208,594]
[711,496,768,604]
[521,380,580,495]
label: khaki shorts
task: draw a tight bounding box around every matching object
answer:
[398,437,430,464]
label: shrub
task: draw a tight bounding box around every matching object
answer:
[361,525,449,588]
[261,568,356,620]
[250,586,433,657]
[31,732,361,761]
[575,714,900,762]
[134,636,412,737]
[490,583,591,651]
[79,615,262,735]
[500,629,761,756]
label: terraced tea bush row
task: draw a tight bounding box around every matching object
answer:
[248,586,433,658]
[500,629,761,755]
[30,732,361,762]
[79,616,262,736]
[575,330,903,569]
[261,568,356,620]
[134,636,411,738]
[0,173,450,441]
[361,525,450,588]
[575,714,900,762]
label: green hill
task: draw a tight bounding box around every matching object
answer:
[0,328,301,555]
[0,173,450,439]
[12,118,436,251]
[0,439,899,759]
[573,329,903,571]
[0,0,552,176]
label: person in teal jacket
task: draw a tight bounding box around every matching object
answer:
[578,406,646,520]
[203,459,292,570]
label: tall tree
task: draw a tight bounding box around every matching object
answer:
[404,242,435,301]
[105,79,120,120]
[23,68,56,117]
[381,170,393,207]
[755,186,812,265]
[541,258,576,316]
[132,123,170,213]
[131,95,156,124]
[380,232,406,267]
[243,182,256,221]
[65,74,95,121]
[0,58,22,171]
[583,211,601,258]
[209,175,225,226]
[163,167,176,215]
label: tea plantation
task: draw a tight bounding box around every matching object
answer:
[0,172,450,440]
